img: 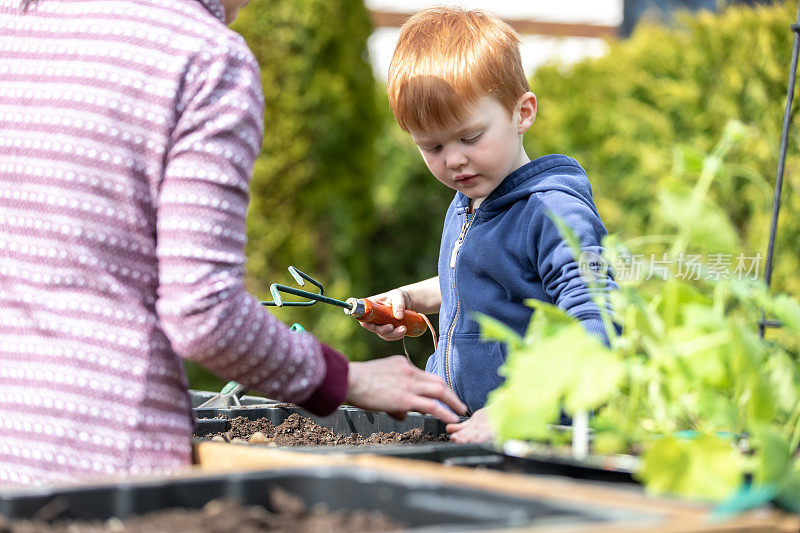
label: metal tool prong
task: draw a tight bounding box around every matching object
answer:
[289,266,305,287]
[270,284,284,307]
[259,267,326,307]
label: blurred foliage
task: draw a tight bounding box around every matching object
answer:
[525,1,800,299]
[234,0,379,350]
[189,0,800,391]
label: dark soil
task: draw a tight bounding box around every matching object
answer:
[0,489,403,532]
[200,414,449,446]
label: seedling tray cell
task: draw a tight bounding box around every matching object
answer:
[0,467,654,531]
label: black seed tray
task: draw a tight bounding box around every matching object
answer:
[194,405,504,466]
[499,448,639,485]
[0,467,657,531]
[192,406,639,484]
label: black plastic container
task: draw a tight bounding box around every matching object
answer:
[194,405,502,462]
[499,448,639,485]
[194,405,504,468]
[0,467,658,531]
[192,406,641,483]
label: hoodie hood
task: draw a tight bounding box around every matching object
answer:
[453,154,598,217]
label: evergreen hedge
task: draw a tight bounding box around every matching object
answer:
[524,1,800,298]
[233,0,379,357]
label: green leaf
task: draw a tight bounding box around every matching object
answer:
[563,337,624,412]
[673,144,706,177]
[667,326,730,389]
[488,323,623,442]
[592,430,628,455]
[746,371,777,426]
[657,280,713,331]
[474,313,523,350]
[751,426,792,486]
[696,391,737,429]
[487,384,561,442]
[638,433,744,501]
[764,349,800,414]
[770,295,800,334]
[523,299,577,339]
[657,181,739,254]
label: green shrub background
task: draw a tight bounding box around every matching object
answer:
[525,2,800,297]
[187,1,800,391]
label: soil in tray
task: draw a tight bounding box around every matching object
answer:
[0,489,402,532]
[200,413,449,446]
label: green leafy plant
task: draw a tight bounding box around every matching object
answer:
[484,122,800,506]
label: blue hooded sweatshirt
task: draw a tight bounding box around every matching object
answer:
[425,154,618,414]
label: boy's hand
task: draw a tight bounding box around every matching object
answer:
[359,289,413,341]
[446,407,495,443]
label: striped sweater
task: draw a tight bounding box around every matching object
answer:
[0,0,347,486]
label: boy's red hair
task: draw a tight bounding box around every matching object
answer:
[387,7,529,133]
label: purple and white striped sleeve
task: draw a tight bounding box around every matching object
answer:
[154,35,348,414]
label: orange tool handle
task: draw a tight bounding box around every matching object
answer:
[345,298,428,337]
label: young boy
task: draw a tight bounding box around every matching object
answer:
[362,7,617,443]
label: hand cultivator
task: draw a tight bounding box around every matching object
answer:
[198,268,436,408]
[261,266,433,338]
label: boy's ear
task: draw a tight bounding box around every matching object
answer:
[517,92,537,134]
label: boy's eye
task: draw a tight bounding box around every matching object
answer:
[462,133,482,145]
[423,145,442,153]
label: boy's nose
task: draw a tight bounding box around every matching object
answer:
[445,148,467,170]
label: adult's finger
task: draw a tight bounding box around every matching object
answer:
[409,369,467,415]
[406,396,460,424]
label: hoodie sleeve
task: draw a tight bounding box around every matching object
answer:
[527,181,618,345]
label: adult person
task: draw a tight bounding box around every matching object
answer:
[0,0,467,486]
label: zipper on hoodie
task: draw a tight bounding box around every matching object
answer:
[444,209,474,392]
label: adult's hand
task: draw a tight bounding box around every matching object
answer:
[345,355,467,424]
[446,407,494,443]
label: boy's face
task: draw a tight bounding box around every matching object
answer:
[408,93,536,207]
